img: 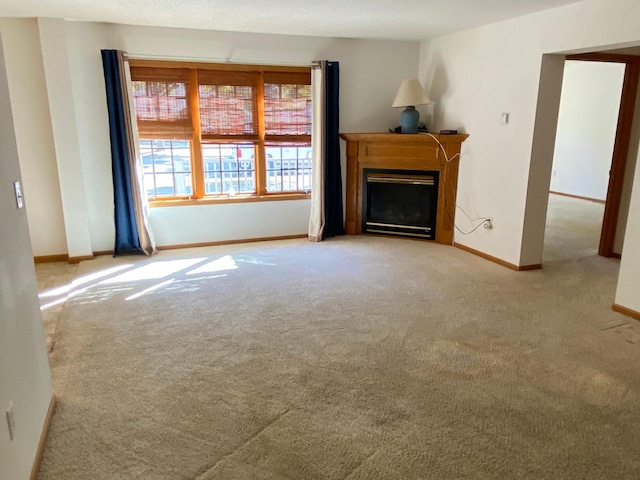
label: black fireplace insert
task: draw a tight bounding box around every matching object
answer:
[362,168,439,240]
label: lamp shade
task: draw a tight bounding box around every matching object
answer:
[392,78,431,108]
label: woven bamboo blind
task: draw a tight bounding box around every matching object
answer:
[130,67,193,139]
[196,70,259,137]
[263,72,312,137]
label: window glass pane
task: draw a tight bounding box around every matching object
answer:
[173,173,193,195]
[222,158,237,172]
[205,172,222,195]
[265,144,312,192]
[153,174,175,197]
[170,144,190,172]
[267,170,281,192]
[144,181,155,198]
[140,139,193,198]
[239,159,254,171]
[239,170,255,193]
[202,143,256,195]
[281,170,294,191]
[221,172,239,195]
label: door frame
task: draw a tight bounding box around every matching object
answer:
[565,53,640,258]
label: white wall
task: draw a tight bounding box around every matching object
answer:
[150,200,312,246]
[420,0,640,313]
[420,0,640,256]
[0,18,67,256]
[614,73,640,254]
[615,146,640,311]
[0,32,53,480]
[550,60,625,201]
[1,18,420,253]
[38,18,95,258]
[420,24,546,265]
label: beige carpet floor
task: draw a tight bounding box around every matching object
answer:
[36,261,78,352]
[37,195,640,479]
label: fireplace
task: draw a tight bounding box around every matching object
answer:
[362,169,439,239]
[340,133,468,245]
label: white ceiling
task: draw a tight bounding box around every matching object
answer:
[0,0,585,41]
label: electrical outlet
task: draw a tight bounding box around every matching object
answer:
[484,218,493,230]
[6,402,16,441]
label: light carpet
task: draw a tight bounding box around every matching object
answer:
[38,195,640,479]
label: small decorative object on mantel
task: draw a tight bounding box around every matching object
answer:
[392,78,431,134]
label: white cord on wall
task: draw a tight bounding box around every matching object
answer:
[423,133,492,234]
[424,132,460,163]
[454,205,492,235]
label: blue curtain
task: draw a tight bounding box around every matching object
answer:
[322,61,345,239]
[101,50,143,255]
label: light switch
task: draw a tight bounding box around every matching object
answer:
[14,181,23,209]
[500,112,510,125]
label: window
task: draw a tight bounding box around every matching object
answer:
[202,143,255,195]
[130,62,312,203]
[265,144,312,192]
[140,140,192,197]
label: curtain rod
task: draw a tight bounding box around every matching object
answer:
[124,52,318,68]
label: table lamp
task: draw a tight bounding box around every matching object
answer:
[392,78,431,133]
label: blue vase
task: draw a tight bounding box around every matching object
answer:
[400,106,419,134]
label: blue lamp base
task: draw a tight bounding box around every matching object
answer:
[400,106,419,134]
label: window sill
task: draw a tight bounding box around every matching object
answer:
[149,192,311,208]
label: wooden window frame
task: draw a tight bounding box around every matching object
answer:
[129,60,312,207]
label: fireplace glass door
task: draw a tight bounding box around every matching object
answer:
[362,168,439,240]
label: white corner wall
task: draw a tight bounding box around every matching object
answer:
[80,23,421,248]
[614,72,640,254]
[0,18,66,256]
[0,32,53,480]
[420,22,551,265]
[420,0,640,261]
[3,18,421,253]
[550,60,625,201]
[38,18,94,258]
[419,0,640,315]
[615,144,640,312]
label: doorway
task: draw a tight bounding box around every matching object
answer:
[534,52,640,265]
[562,53,640,258]
[545,59,625,261]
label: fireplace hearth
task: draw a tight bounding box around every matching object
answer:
[362,169,439,239]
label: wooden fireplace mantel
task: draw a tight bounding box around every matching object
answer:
[340,132,469,245]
